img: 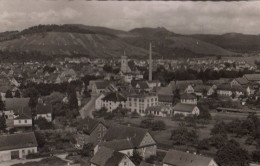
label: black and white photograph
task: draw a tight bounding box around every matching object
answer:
[0,0,260,166]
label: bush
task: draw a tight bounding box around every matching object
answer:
[26,152,50,159]
[198,138,210,150]
[140,119,166,131]
[252,150,260,163]
[172,113,184,121]
[35,117,53,130]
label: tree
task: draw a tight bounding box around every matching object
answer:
[130,149,143,165]
[0,97,5,110]
[35,117,53,130]
[252,150,260,163]
[171,123,198,145]
[211,121,227,138]
[14,90,21,98]
[35,131,46,148]
[215,140,250,166]
[5,90,13,98]
[67,85,78,110]
[197,138,210,150]
[198,104,211,120]
[81,143,94,157]
[0,114,6,132]
[140,119,166,131]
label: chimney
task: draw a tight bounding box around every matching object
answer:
[149,43,152,81]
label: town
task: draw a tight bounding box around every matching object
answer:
[0,46,260,166]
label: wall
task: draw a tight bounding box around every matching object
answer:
[14,119,32,127]
[0,147,37,162]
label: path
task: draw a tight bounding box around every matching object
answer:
[79,94,99,119]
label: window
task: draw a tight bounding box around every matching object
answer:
[98,133,101,139]
[32,149,34,153]
[124,162,127,166]
[25,120,27,123]
[19,120,21,123]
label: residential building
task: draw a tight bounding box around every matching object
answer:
[180,93,197,105]
[145,104,173,117]
[101,92,127,112]
[90,147,135,166]
[103,124,157,159]
[77,118,108,146]
[35,103,52,122]
[173,103,200,116]
[163,149,218,166]
[126,94,158,116]
[0,132,38,162]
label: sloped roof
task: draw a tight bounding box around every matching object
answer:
[158,94,174,103]
[244,74,260,81]
[234,77,249,85]
[77,118,106,135]
[180,93,197,100]
[174,103,197,113]
[194,85,211,92]
[146,105,172,113]
[103,124,154,148]
[5,98,30,112]
[14,106,32,119]
[90,147,125,166]
[176,80,203,86]
[136,82,150,90]
[95,81,111,90]
[139,162,154,166]
[163,149,214,166]
[157,85,173,96]
[0,132,37,151]
[102,92,126,102]
[36,103,52,114]
[100,139,133,151]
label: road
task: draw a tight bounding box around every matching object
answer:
[79,94,98,119]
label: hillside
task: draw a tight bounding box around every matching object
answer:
[0,25,242,61]
[190,33,260,53]
[0,31,150,59]
[122,27,235,58]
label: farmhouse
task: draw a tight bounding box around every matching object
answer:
[77,118,108,145]
[173,103,200,116]
[35,103,52,122]
[103,124,157,159]
[0,132,38,162]
[90,147,135,166]
[180,93,197,105]
[163,149,218,166]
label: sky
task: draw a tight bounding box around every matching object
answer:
[0,0,260,35]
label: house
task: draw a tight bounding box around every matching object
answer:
[101,92,127,112]
[157,85,174,106]
[94,139,134,157]
[4,98,30,119]
[173,103,200,116]
[90,147,135,166]
[180,93,197,105]
[35,103,52,122]
[147,80,161,89]
[163,149,218,166]
[0,132,38,162]
[145,104,173,117]
[103,124,157,159]
[132,81,151,93]
[230,77,249,86]
[243,74,260,83]
[89,80,117,94]
[217,84,245,97]
[95,93,106,110]
[126,94,158,116]
[194,85,214,97]
[77,118,108,146]
[13,107,32,129]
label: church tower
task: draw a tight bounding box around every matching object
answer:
[121,51,128,73]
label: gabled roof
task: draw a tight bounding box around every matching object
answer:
[136,82,150,90]
[103,124,154,148]
[244,74,260,81]
[36,103,52,114]
[5,98,30,112]
[158,94,174,103]
[174,103,197,113]
[180,93,197,100]
[194,85,211,92]
[77,118,106,135]
[13,106,32,119]
[0,132,37,151]
[100,139,133,151]
[163,149,215,166]
[102,92,126,102]
[95,81,111,90]
[90,147,126,166]
[176,80,203,86]
[234,77,249,85]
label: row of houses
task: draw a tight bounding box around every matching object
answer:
[76,118,217,166]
